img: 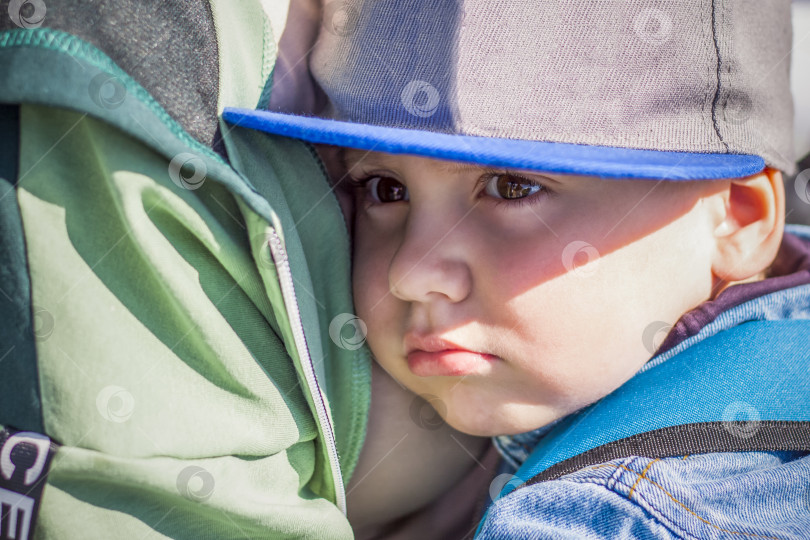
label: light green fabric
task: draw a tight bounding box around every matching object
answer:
[222,126,371,486]
[209,0,278,111]
[17,105,354,539]
[0,3,370,537]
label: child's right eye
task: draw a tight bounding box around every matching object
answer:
[358,176,409,204]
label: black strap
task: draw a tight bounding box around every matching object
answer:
[0,104,44,434]
[0,426,58,540]
[523,420,810,488]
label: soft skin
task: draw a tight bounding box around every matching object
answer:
[347,150,784,437]
[317,145,495,539]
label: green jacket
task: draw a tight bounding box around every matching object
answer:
[0,1,370,538]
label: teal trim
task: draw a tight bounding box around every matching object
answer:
[0,28,226,168]
[0,28,280,243]
[257,65,276,111]
[0,104,43,433]
[256,15,277,109]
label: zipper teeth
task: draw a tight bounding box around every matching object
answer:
[266,230,346,514]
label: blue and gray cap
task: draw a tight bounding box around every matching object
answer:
[224,0,795,180]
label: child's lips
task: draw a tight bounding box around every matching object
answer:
[408,349,498,377]
[404,333,498,377]
[406,349,498,377]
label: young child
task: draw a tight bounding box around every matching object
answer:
[225,0,810,537]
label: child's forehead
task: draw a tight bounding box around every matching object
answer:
[342,147,556,178]
[341,147,739,186]
[342,147,486,174]
[340,147,626,185]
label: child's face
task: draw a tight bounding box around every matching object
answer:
[347,150,724,436]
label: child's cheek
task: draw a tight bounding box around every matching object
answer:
[351,219,401,331]
[473,223,568,302]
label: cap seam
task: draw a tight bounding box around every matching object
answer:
[710,0,730,152]
[700,0,714,143]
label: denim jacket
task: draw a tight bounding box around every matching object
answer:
[478,225,810,539]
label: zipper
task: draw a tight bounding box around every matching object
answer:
[266,229,347,514]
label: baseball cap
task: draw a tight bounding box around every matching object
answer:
[223,0,795,180]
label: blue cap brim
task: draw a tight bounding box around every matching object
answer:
[223,108,765,180]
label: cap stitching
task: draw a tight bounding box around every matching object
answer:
[700,0,713,140]
[710,0,730,152]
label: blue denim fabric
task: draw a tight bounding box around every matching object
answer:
[478,451,810,539]
[480,225,810,538]
[494,420,559,473]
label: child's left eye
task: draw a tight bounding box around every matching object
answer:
[483,173,545,200]
[368,176,408,203]
[352,175,409,204]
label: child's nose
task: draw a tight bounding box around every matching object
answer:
[387,218,473,305]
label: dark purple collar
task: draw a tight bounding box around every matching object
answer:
[656,231,810,355]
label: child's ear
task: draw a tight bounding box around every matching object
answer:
[711,167,785,289]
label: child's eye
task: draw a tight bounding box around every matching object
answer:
[359,176,409,203]
[483,173,545,200]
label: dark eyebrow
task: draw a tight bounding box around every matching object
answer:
[341,147,382,172]
[436,161,486,174]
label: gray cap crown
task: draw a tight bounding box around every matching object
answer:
[311,0,795,172]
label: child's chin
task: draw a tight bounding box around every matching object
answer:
[443,411,533,438]
[443,405,563,438]
[448,421,500,438]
